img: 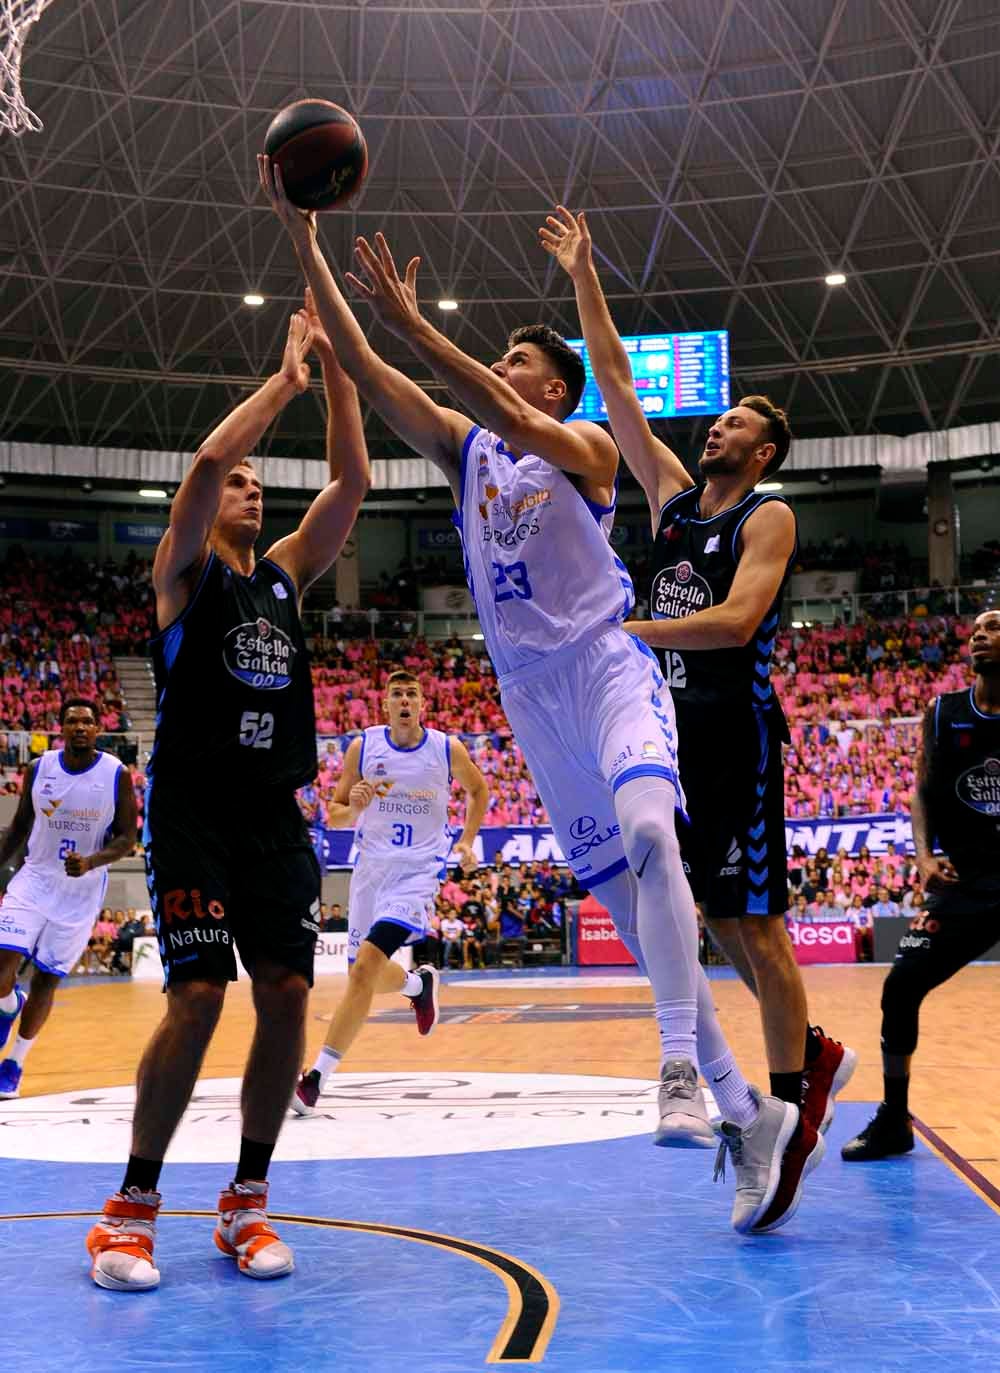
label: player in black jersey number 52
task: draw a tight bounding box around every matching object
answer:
[87,297,370,1291]
[543,206,856,1234]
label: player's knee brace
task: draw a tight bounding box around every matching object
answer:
[365,920,413,960]
[879,963,928,1057]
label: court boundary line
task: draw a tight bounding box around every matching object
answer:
[0,1209,559,1364]
[912,1117,1000,1219]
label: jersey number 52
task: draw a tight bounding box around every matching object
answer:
[239,710,274,749]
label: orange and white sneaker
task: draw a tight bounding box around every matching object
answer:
[86,1188,161,1291]
[214,1179,294,1279]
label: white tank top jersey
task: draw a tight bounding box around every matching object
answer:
[454,425,635,680]
[7,749,121,908]
[355,726,453,868]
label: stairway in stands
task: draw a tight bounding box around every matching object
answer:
[114,655,157,751]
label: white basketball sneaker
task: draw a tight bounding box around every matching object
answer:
[215,1179,294,1279]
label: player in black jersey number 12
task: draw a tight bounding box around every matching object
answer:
[87,298,370,1291]
[543,206,857,1233]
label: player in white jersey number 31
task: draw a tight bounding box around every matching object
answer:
[263,159,809,1234]
[292,670,488,1114]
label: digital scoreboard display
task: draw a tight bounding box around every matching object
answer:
[566,330,730,423]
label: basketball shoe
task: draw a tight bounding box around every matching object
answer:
[0,986,25,1050]
[291,1068,321,1117]
[87,1188,161,1291]
[802,1027,857,1135]
[713,1089,799,1232]
[654,1058,717,1148]
[409,964,440,1036]
[841,1104,914,1161]
[215,1179,294,1279]
[0,1059,22,1098]
[751,1116,826,1233]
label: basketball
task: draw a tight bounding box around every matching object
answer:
[263,99,368,212]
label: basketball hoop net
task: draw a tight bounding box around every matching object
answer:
[0,0,54,136]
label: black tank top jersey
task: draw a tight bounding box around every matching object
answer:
[649,484,796,720]
[149,553,317,791]
[926,687,1000,884]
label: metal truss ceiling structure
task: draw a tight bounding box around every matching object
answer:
[1,0,999,462]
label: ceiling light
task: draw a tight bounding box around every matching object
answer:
[757,481,784,492]
[138,488,167,498]
[825,272,847,287]
[472,632,484,641]
[243,293,265,307]
[791,621,804,629]
[438,299,458,311]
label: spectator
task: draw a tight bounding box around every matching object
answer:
[439,909,464,969]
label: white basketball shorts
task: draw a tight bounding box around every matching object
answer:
[0,882,103,977]
[499,624,685,890]
[347,859,441,963]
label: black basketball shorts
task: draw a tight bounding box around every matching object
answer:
[144,783,321,987]
[675,705,789,919]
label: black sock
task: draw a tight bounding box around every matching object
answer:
[884,1075,909,1117]
[121,1153,163,1195]
[804,1025,823,1064]
[769,1071,804,1107]
[235,1135,275,1184]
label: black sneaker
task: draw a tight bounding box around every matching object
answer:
[841,1103,914,1161]
[411,965,441,1036]
[291,1069,321,1117]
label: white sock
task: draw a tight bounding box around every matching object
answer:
[311,1045,342,1088]
[701,1050,758,1127]
[9,1035,34,1069]
[654,999,699,1065]
[0,989,19,1017]
[402,970,424,998]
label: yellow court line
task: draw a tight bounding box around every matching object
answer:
[0,1209,560,1364]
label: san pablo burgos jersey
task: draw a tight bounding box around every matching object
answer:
[7,749,121,908]
[454,426,634,680]
[355,726,452,868]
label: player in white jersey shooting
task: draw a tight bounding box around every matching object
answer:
[292,670,488,1114]
[262,157,803,1232]
[0,699,138,1098]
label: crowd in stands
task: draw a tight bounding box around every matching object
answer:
[0,547,150,740]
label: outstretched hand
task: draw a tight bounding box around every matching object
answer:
[538,205,593,280]
[258,153,317,253]
[280,309,315,393]
[345,232,424,337]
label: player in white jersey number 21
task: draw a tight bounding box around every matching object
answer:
[263,159,805,1234]
[292,670,488,1115]
[0,698,138,1098]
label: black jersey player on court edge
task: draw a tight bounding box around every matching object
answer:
[843,608,1000,1160]
[86,298,370,1291]
[542,205,856,1233]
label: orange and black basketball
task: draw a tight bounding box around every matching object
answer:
[264,99,368,211]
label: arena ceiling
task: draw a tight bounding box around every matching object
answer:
[1,0,999,464]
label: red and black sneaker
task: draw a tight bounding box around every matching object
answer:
[291,1068,321,1117]
[410,964,440,1036]
[802,1027,857,1136]
[751,1115,826,1234]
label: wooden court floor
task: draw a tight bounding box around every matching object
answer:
[16,963,1000,1191]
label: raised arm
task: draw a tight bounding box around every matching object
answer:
[348,233,618,488]
[64,766,138,877]
[539,206,693,526]
[631,500,795,650]
[259,156,470,497]
[266,292,370,597]
[0,761,37,870]
[153,311,312,626]
[448,738,489,873]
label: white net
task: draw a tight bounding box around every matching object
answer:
[1,0,55,136]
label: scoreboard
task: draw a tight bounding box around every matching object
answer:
[566,329,730,422]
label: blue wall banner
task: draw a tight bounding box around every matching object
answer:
[310,813,916,870]
[114,521,165,545]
